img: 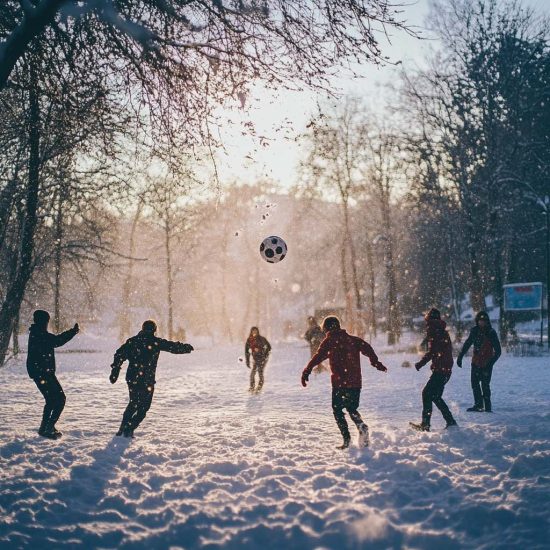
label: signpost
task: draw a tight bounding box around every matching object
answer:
[503,283,545,345]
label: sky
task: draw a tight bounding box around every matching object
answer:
[214,0,550,188]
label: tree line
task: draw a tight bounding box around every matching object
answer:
[0,0,548,361]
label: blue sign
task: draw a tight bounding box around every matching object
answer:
[503,283,543,311]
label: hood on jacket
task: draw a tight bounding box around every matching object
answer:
[475,310,492,327]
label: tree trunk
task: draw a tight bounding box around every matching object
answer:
[468,245,486,312]
[340,232,352,326]
[12,310,20,356]
[343,202,363,332]
[365,228,377,338]
[381,204,400,345]
[447,228,463,340]
[0,176,18,251]
[0,58,40,366]
[119,201,143,340]
[53,185,64,332]
[163,214,174,340]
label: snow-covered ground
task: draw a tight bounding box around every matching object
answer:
[1,338,549,549]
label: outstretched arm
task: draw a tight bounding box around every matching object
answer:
[360,339,387,371]
[302,340,329,386]
[158,339,194,354]
[50,324,79,348]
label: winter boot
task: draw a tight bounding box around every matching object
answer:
[445,420,458,429]
[336,438,351,450]
[122,427,134,438]
[357,424,370,447]
[51,426,63,438]
[38,423,61,439]
[116,420,128,437]
[483,397,492,412]
[409,422,430,432]
[466,405,484,412]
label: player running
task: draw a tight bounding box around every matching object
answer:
[109,320,193,437]
[245,326,271,393]
[410,308,457,432]
[301,316,388,449]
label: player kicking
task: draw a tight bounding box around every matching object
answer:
[301,316,388,449]
[109,320,193,437]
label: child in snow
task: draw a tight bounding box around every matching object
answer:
[109,320,193,437]
[301,316,387,449]
[411,308,457,432]
[457,310,501,412]
[26,310,79,439]
[245,326,271,393]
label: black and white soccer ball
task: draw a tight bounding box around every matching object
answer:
[260,235,287,263]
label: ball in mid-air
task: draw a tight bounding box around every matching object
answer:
[260,235,287,263]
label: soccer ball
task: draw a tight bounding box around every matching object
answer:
[260,236,287,263]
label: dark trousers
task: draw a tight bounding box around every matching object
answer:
[332,388,367,442]
[121,383,155,431]
[422,372,455,427]
[471,365,493,409]
[33,373,66,428]
[250,358,266,390]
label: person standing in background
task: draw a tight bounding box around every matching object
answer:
[245,326,271,393]
[458,311,501,412]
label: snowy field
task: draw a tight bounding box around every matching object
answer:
[1,338,549,549]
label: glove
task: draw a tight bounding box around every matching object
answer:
[73,323,80,333]
[457,356,463,368]
[301,370,310,387]
[415,362,422,371]
[182,344,194,353]
[374,361,387,372]
[109,366,120,384]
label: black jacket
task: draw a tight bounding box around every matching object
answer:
[458,325,501,368]
[26,324,78,379]
[304,325,324,347]
[111,330,192,385]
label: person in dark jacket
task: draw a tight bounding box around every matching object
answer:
[26,310,79,439]
[303,316,327,373]
[301,316,387,449]
[457,310,501,412]
[245,326,271,393]
[410,308,457,432]
[109,320,193,437]
[304,316,324,356]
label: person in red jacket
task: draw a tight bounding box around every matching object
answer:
[301,316,388,449]
[410,308,457,432]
